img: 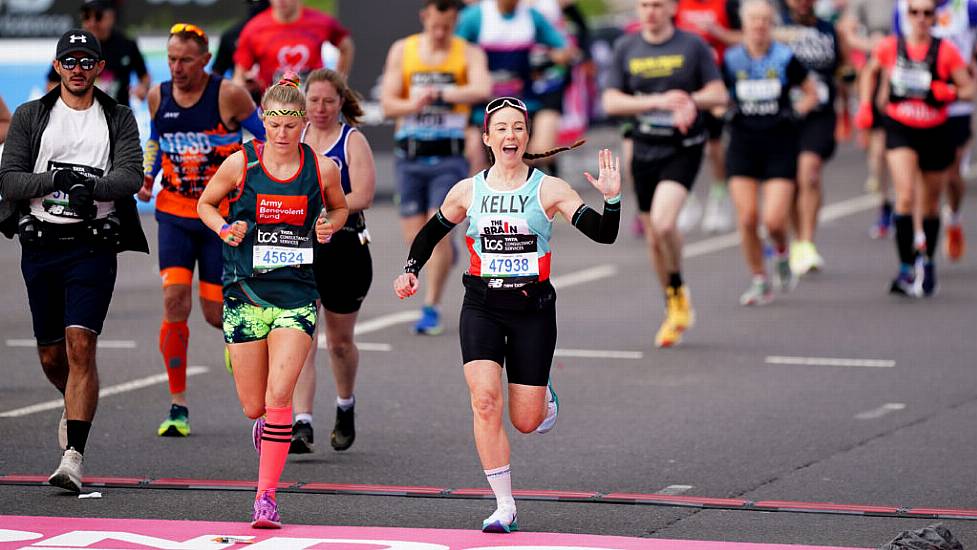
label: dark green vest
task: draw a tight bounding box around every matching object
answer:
[223,141,324,308]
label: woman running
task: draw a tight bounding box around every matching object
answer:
[394,96,620,533]
[856,0,974,296]
[290,69,376,454]
[197,75,349,528]
[722,0,819,305]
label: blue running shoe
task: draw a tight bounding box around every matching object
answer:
[921,261,937,297]
[413,306,443,335]
[252,417,265,455]
[481,508,518,533]
[535,380,559,434]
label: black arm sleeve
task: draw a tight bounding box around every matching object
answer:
[571,200,620,244]
[404,210,457,274]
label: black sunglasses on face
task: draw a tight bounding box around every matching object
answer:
[908,8,935,17]
[60,57,98,71]
[81,9,105,21]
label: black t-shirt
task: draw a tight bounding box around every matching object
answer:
[778,13,840,113]
[607,29,721,160]
[47,30,148,106]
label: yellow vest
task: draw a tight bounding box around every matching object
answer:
[398,34,470,140]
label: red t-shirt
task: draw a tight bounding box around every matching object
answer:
[675,0,734,62]
[234,7,349,89]
[874,35,966,128]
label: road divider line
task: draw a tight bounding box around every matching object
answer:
[5,339,137,349]
[554,348,643,359]
[0,366,209,418]
[855,403,906,420]
[658,484,694,495]
[765,356,896,368]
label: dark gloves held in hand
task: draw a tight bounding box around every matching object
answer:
[53,169,97,220]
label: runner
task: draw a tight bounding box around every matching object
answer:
[776,0,846,275]
[456,0,576,174]
[722,0,819,305]
[380,0,492,335]
[603,0,728,348]
[233,0,354,97]
[0,29,148,492]
[675,0,743,233]
[394,97,619,533]
[857,0,974,296]
[197,75,349,527]
[138,23,265,437]
[840,0,896,238]
[290,69,376,454]
[894,0,977,261]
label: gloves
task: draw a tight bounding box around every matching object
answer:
[855,103,873,130]
[53,170,97,220]
[930,81,957,103]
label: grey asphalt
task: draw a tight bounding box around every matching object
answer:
[0,131,974,547]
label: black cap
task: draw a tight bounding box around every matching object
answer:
[56,29,102,60]
[81,0,115,11]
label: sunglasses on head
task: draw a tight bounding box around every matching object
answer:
[60,57,98,71]
[170,22,207,39]
[485,96,528,116]
[908,8,935,17]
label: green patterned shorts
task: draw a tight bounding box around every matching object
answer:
[223,298,317,344]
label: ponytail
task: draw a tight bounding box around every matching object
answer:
[523,139,586,160]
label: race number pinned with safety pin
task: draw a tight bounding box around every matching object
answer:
[252,194,314,273]
[478,215,539,288]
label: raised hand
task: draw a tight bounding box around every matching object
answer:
[583,148,622,200]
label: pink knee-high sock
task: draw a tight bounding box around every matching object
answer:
[257,405,292,498]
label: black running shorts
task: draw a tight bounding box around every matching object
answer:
[631,144,705,212]
[313,228,372,314]
[946,114,973,150]
[703,111,726,141]
[726,126,800,181]
[799,110,837,160]
[459,275,557,387]
[883,116,955,173]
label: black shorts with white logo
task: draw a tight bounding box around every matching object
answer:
[459,275,556,387]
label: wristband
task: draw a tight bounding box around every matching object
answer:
[605,194,622,205]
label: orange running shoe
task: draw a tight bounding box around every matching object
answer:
[946,224,965,261]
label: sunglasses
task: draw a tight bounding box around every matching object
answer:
[170,22,207,39]
[60,57,98,71]
[81,9,104,22]
[483,97,529,131]
[908,8,935,17]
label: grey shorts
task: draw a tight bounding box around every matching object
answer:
[395,156,469,217]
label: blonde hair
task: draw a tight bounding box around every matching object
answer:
[261,72,306,113]
[305,68,364,126]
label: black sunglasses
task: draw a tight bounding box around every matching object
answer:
[60,57,98,71]
[908,8,935,17]
[81,9,105,21]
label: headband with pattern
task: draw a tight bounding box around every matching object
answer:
[262,108,306,117]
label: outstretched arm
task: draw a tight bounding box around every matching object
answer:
[546,148,622,244]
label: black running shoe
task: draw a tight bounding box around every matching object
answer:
[288,420,314,454]
[331,405,355,451]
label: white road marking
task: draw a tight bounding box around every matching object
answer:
[0,366,209,418]
[683,193,879,260]
[550,265,619,289]
[5,339,137,349]
[658,484,694,495]
[314,336,392,352]
[554,349,643,360]
[765,356,896,368]
[855,403,907,420]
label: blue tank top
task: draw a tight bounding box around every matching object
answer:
[723,42,801,131]
[465,167,553,289]
[307,122,365,231]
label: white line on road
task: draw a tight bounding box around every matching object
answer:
[554,348,644,360]
[5,339,138,349]
[765,356,896,368]
[855,403,907,420]
[314,336,392,352]
[658,484,694,495]
[0,366,210,418]
[550,265,619,289]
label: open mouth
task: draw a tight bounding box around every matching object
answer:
[502,145,519,155]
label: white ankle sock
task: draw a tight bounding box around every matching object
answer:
[294,413,313,425]
[337,395,355,411]
[484,464,515,511]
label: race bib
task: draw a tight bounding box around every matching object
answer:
[478,216,539,286]
[736,78,782,102]
[890,64,932,98]
[252,194,314,273]
[636,109,677,137]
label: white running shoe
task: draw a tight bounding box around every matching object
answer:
[482,507,518,533]
[535,380,559,435]
[701,186,733,233]
[48,448,83,493]
[58,408,67,451]
[677,194,703,234]
[739,277,774,306]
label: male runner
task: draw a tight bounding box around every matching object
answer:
[604,0,728,347]
[139,23,265,436]
[381,0,492,335]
